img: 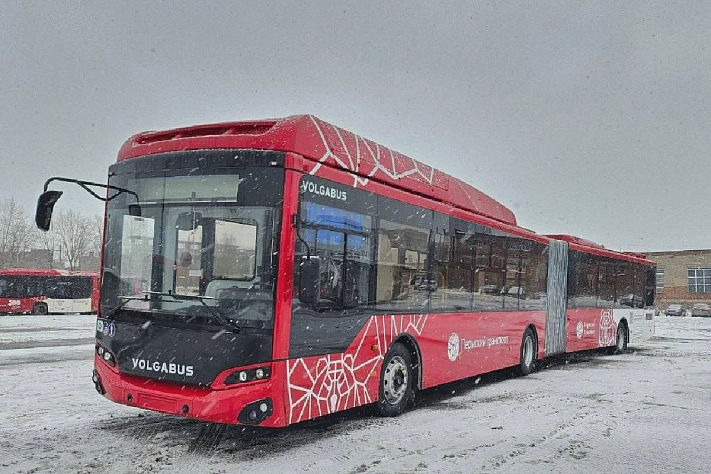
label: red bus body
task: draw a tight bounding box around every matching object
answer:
[0,268,99,315]
[91,115,655,427]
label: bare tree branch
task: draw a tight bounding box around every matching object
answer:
[0,198,34,268]
[51,209,93,270]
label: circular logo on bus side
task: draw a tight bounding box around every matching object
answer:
[576,321,584,339]
[448,333,460,361]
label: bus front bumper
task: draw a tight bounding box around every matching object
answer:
[93,355,286,427]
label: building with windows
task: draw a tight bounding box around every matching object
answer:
[647,249,711,309]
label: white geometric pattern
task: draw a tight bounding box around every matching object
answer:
[303,115,515,226]
[287,313,428,424]
[598,309,616,347]
[307,115,435,189]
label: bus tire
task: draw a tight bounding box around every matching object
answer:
[609,322,628,354]
[519,327,537,376]
[33,303,48,315]
[376,342,413,417]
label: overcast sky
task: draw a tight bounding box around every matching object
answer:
[2,1,709,252]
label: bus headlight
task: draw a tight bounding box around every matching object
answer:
[224,366,271,385]
[95,344,116,367]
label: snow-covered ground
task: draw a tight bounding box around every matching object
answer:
[1,314,711,474]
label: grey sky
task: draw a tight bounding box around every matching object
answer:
[2,1,709,252]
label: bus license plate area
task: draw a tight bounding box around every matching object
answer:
[134,392,179,414]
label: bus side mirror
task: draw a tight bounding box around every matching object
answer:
[128,204,142,217]
[35,190,63,231]
[298,258,319,304]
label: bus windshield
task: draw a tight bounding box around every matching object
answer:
[100,153,283,330]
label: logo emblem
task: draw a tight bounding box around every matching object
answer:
[447,333,460,361]
[576,321,584,339]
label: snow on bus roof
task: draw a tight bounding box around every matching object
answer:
[544,234,606,249]
[117,115,517,226]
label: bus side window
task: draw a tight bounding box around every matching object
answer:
[376,218,430,312]
[518,241,548,310]
[344,234,369,308]
[644,267,656,307]
[597,258,616,308]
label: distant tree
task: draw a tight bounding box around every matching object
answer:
[32,222,59,266]
[0,198,34,268]
[52,209,94,270]
[91,214,103,258]
[31,211,103,271]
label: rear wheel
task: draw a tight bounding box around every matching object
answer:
[376,342,413,417]
[33,303,48,315]
[611,323,628,354]
[519,328,537,376]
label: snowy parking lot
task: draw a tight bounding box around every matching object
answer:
[1,314,711,474]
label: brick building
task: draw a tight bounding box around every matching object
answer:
[647,249,711,309]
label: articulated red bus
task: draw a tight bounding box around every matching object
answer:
[0,268,99,315]
[37,115,655,427]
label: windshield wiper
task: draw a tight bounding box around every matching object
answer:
[140,291,243,333]
[103,294,147,321]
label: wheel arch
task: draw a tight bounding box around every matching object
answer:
[608,316,630,354]
[33,301,49,315]
[617,317,630,340]
[525,323,540,360]
[393,333,423,391]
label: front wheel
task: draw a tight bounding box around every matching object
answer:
[376,342,414,417]
[519,328,537,376]
[33,303,48,315]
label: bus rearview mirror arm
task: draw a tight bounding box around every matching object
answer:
[292,212,311,260]
[292,211,319,304]
[35,176,141,232]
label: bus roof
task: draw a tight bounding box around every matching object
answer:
[117,115,517,226]
[544,235,654,266]
[0,268,97,277]
[116,115,654,266]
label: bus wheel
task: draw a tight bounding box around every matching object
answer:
[33,303,48,315]
[519,328,537,376]
[376,342,413,417]
[610,322,628,354]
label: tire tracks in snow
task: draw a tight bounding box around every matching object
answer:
[479,410,596,472]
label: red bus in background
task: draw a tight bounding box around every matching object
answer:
[36,115,655,428]
[0,268,99,315]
